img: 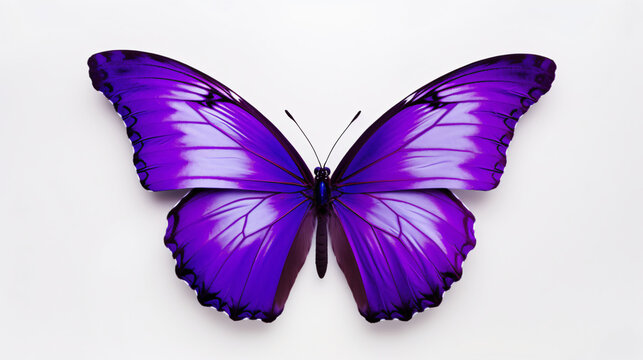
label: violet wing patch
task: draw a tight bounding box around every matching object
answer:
[332,54,556,193]
[329,190,475,322]
[88,50,313,192]
[164,189,315,322]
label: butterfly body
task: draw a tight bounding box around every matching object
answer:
[313,166,331,278]
[88,50,555,322]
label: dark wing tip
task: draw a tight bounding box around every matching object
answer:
[469,53,556,82]
[87,50,155,74]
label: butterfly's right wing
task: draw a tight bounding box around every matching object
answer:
[165,189,315,322]
[328,190,475,322]
[89,50,313,192]
[326,54,555,321]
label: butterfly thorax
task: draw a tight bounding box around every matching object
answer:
[313,167,331,212]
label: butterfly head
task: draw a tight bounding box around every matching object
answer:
[314,167,331,180]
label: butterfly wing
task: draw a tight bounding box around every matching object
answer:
[88,50,313,192]
[331,54,556,193]
[329,190,475,322]
[329,54,555,321]
[89,50,317,321]
[165,189,315,322]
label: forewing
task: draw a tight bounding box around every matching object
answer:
[89,50,313,192]
[164,189,315,322]
[332,54,556,192]
[329,190,475,322]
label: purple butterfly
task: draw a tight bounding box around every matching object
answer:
[88,50,555,322]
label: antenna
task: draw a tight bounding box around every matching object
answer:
[285,110,322,167]
[323,110,361,167]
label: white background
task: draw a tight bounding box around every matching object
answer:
[1,1,642,359]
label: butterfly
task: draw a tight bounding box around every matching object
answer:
[88,50,556,322]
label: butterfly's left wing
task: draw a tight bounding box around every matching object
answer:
[329,190,475,322]
[165,189,315,322]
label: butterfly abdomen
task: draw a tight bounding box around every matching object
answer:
[315,214,328,278]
